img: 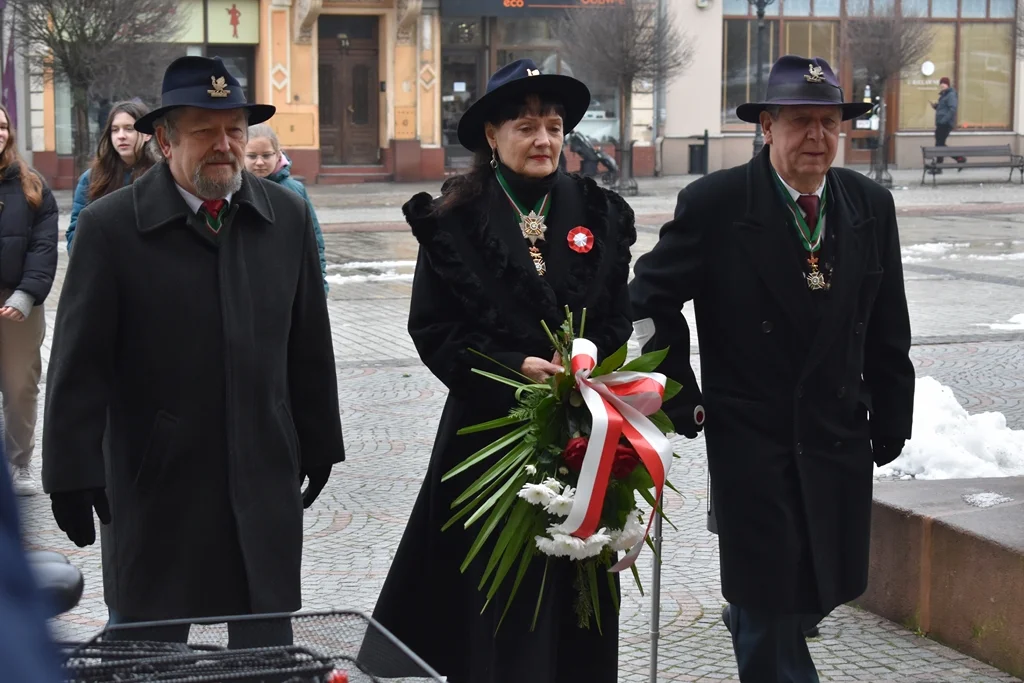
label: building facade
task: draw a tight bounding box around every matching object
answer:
[662,0,1022,173]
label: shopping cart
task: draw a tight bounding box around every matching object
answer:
[57,610,445,682]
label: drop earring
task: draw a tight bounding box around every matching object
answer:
[490,148,498,170]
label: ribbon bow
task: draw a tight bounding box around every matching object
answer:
[561,338,674,572]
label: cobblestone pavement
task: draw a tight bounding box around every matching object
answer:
[19,208,1024,682]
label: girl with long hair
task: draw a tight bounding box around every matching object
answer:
[66,100,156,250]
[0,103,58,495]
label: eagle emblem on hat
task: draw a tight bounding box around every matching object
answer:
[804,64,825,83]
[526,68,541,76]
[208,75,230,98]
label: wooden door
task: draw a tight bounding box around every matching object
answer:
[339,51,379,165]
[319,61,342,164]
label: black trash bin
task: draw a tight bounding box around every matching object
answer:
[689,143,707,175]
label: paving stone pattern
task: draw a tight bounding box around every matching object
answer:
[20,208,1024,682]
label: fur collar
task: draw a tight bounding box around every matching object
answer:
[404,173,635,347]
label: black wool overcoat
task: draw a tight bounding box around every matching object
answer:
[366,172,635,683]
[630,149,915,615]
[42,163,345,619]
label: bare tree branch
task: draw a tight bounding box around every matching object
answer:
[557,0,695,183]
[7,0,187,172]
[843,10,933,90]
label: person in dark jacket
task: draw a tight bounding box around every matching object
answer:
[67,100,157,250]
[930,77,963,171]
[0,437,62,683]
[41,56,345,646]
[629,56,915,682]
[0,103,59,498]
[243,123,328,290]
[364,59,635,683]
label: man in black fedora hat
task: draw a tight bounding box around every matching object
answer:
[42,56,345,644]
[629,55,915,681]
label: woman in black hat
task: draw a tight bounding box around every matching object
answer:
[367,59,635,682]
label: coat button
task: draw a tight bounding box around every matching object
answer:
[855,322,865,335]
[834,441,843,449]
[796,443,804,455]
[837,386,846,398]
[762,320,773,333]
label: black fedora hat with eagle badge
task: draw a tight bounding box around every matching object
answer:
[134,56,276,135]
[736,55,872,124]
[457,58,591,153]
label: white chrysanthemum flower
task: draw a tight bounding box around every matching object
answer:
[518,483,556,506]
[524,464,537,475]
[536,526,607,560]
[585,528,613,554]
[534,535,559,556]
[560,484,575,499]
[544,494,574,517]
[542,477,563,492]
[558,466,569,475]
[609,513,647,552]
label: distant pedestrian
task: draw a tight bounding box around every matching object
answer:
[0,103,59,497]
[930,77,963,172]
[244,124,328,290]
[42,56,344,646]
[630,55,915,682]
[67,100,158,250]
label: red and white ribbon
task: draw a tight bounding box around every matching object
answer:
[561,338,674,572]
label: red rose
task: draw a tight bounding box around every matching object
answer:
[611,443,641,479]
[563,437,588,471]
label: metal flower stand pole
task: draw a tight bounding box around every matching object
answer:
[649,500,664,683]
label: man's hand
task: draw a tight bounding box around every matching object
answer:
[300,465,333,508]
[521,357,563,383]
[872,439,906,467]
[50,489,111,547]
[0,307,25,322]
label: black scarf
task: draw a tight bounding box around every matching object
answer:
[496,160,557,210]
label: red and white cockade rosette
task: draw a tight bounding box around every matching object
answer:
[555,338,674,571]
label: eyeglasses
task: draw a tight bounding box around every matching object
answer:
[245,153,278,162]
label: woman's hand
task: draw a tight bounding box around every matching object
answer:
[0,307,25,322]
[521,356,564,383]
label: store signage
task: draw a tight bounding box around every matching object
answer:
[441,0,625,17]
[207,0,260,44]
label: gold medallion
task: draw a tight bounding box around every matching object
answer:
[530,246,546,276]
[520,211,547,245]
[806,254,829,291]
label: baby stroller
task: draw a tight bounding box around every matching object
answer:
[565,130,619,187]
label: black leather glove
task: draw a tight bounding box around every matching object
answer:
[50,489,111,548]
[300,465,332,508]
[872,439,906,467]
[665,383,706,439]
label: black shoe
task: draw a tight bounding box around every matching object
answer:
[722,605,731,633]
[803,624,820,638]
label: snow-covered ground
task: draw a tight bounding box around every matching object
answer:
[876,376,1024,480]
[982,313,1024,331]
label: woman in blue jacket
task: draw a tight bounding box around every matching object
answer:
[67,100,156,250]
[244,124,328,292]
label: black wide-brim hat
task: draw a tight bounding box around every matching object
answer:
[134,56,276,135]
[736,55,872,124]
[457,59,591,153]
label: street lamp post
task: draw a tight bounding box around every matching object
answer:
[748,0,777,157]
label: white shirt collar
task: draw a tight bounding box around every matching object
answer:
[174,183,232,215]
[775,171,825,202]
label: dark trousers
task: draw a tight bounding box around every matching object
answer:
[729,606,821,683]
[105,608,293,649]
[934,124,964,165]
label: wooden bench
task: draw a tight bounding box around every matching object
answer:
[921,144,1024,186]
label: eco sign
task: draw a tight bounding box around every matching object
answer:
[441,0,624,16]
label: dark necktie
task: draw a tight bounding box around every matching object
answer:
[795,194,820,232]
[200,199,228,234]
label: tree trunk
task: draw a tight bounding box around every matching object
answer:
[71,84,92,178]
[618,78,633,182]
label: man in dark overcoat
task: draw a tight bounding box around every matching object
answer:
[41,57,344,645]
[629,55,915,681]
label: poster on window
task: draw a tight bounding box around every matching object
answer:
[207,0,260,44]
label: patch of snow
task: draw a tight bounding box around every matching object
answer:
[875,376,1024,480]
[329,260,417,271]
[962,492,1013,508]
[963,252,1024,261]
[981,314,1024,331]
[325,272,415,285]
[900,242,969,263]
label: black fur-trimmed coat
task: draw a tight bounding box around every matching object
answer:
[367,172,635,683]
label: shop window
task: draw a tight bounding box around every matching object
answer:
[785,0,812,16]
[442,18,483,45]
[898,23,955,129]
[930,0,958,17]
[784,21,839,65]
[722,19,780,124]
[846,0,870,16]
[901,0,929,16]
[497,49,562,73]
[572,72,620,144]
[960,0,987,17]
[957,23,1013,128]
[814,0,841,16]
[873,0,895,13]
[724,0,751,14]
[496,18,557,45]
[989,0,1016,17]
